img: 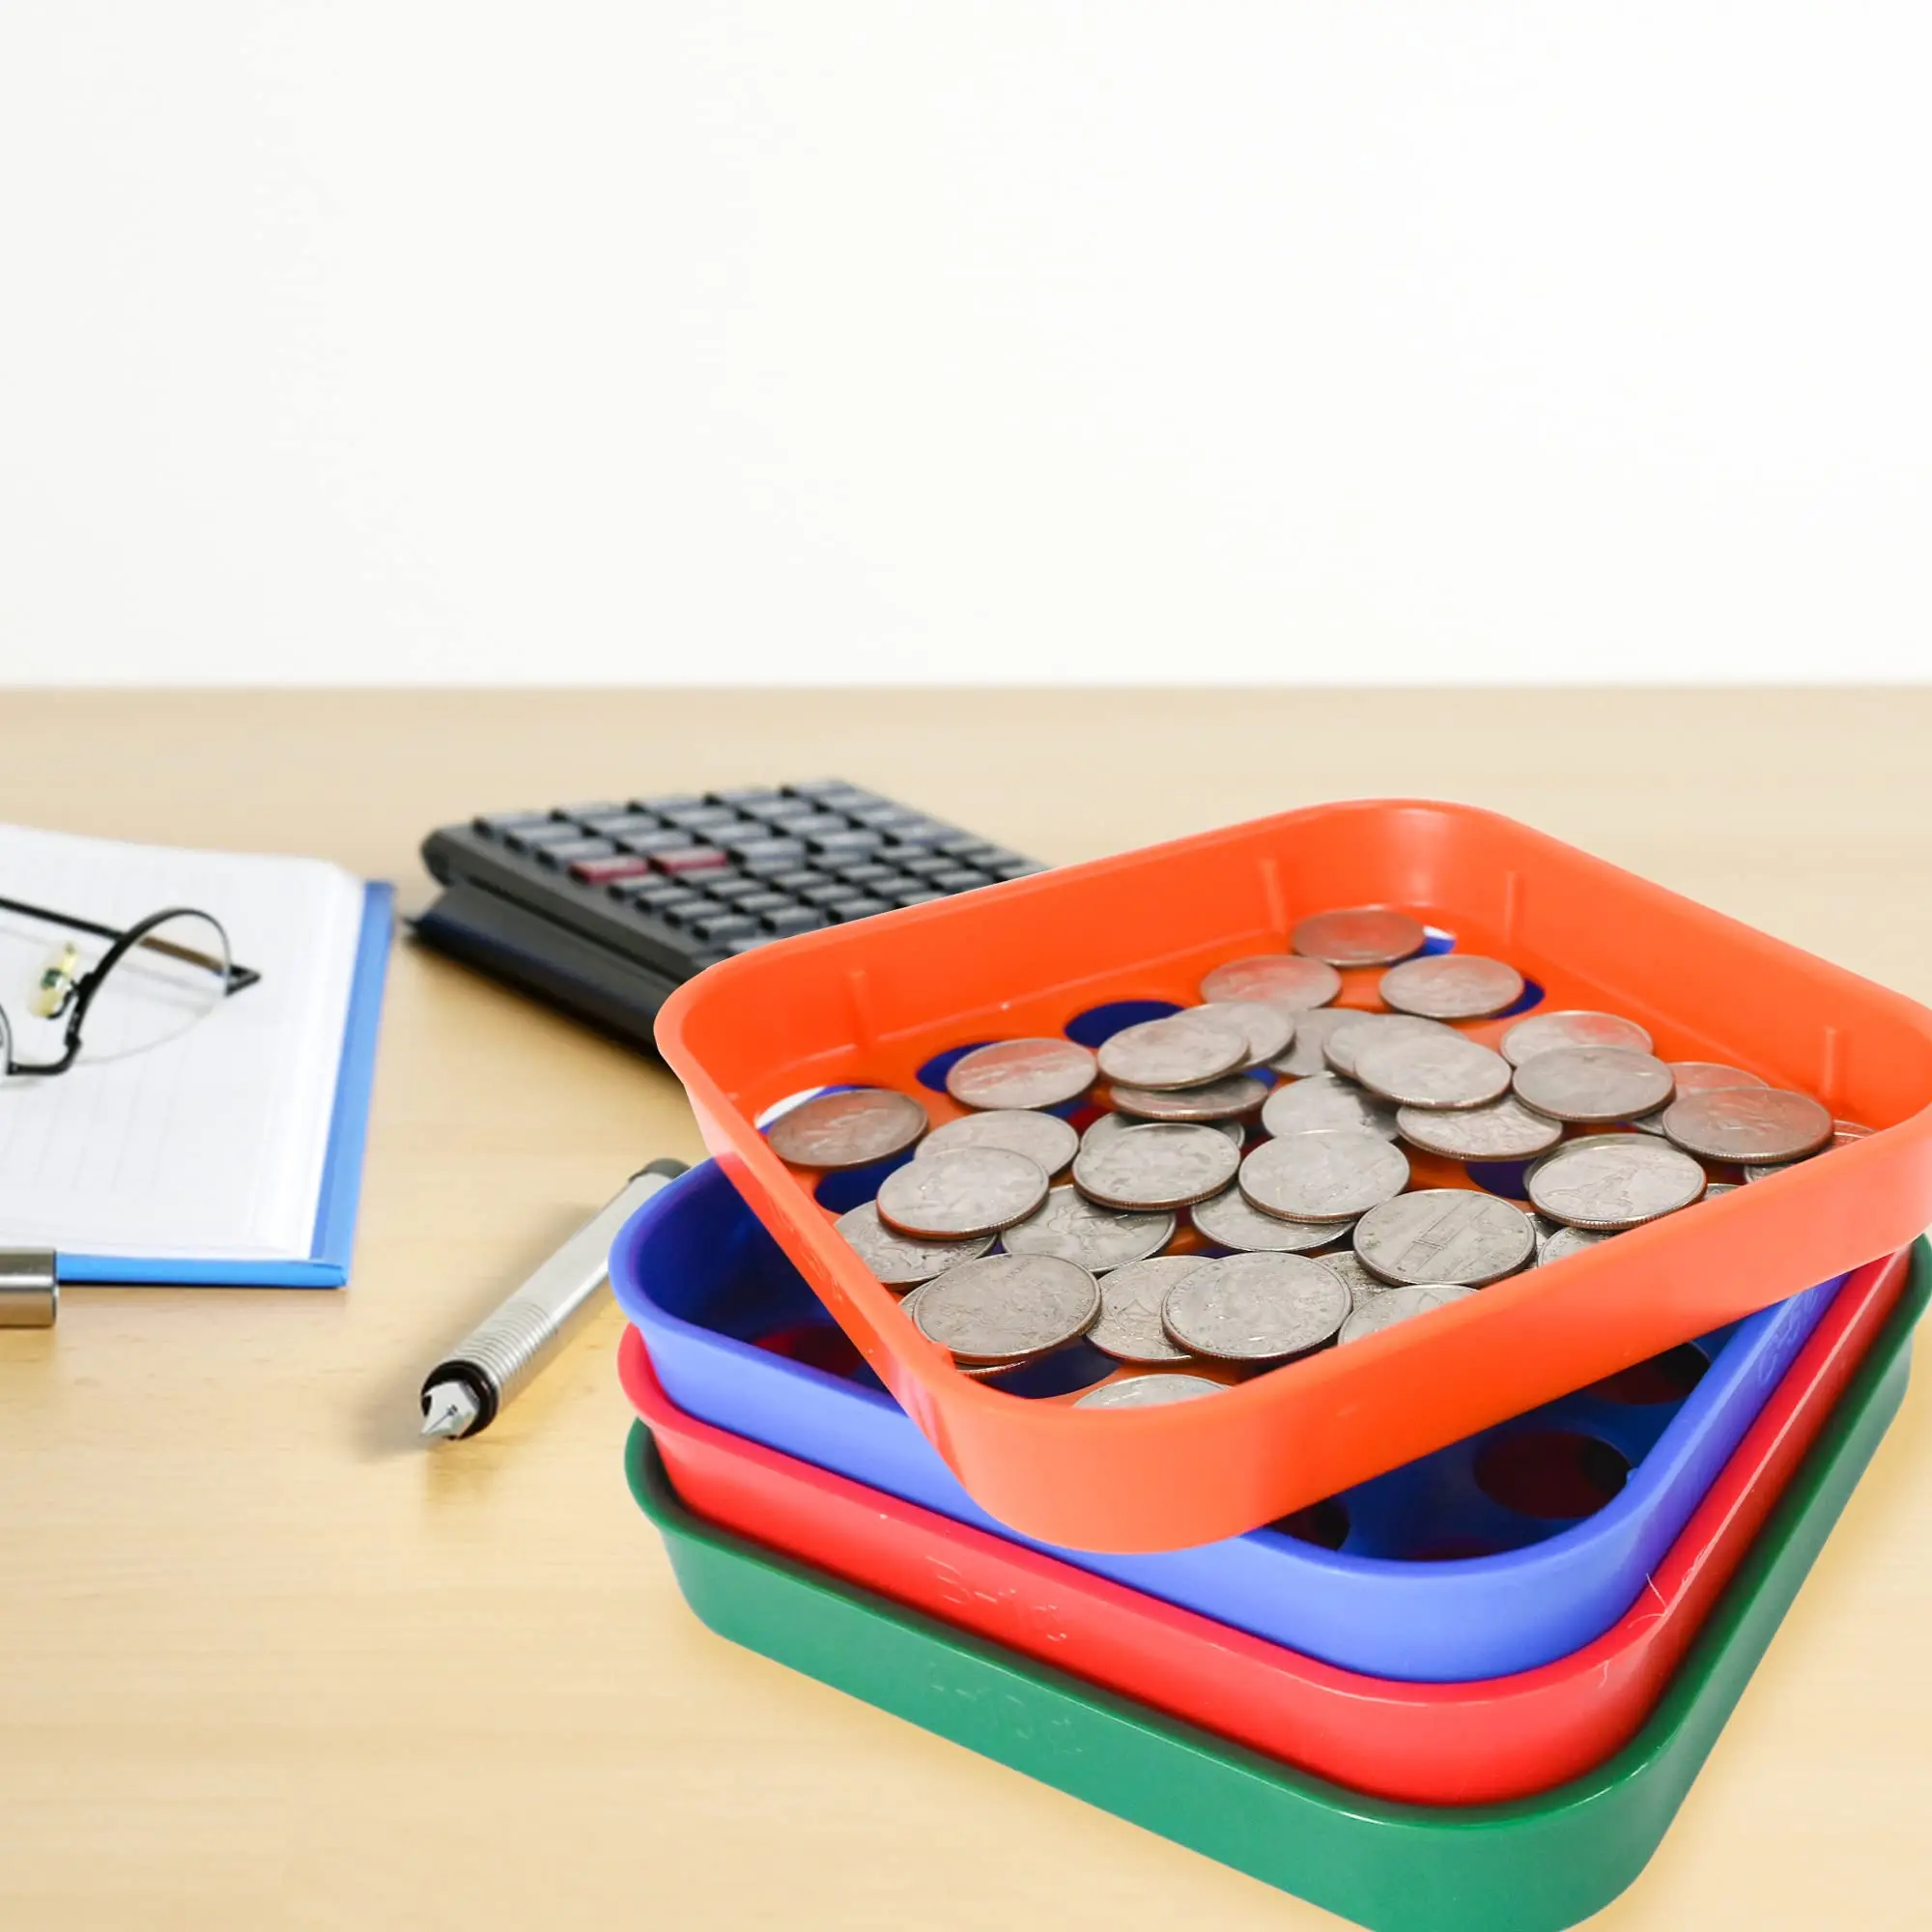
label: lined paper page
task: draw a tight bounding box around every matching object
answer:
[0,826,365,1262]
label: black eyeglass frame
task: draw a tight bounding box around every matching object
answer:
[0,894,260,1078]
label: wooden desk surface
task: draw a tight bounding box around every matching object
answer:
[3,690,1929,1932]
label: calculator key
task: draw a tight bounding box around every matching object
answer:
[991,860,1048,879]
[504,821,585,853]
[895,853,956,878]
[796,882,862,906]
[536,838,618,867]
[892,889,947,908]
[618,831,698,856]
[569,855,656,884]
[707,786,785,807]
[937,837,998,861]
[765,868,826,893]
[609,877,682,904]
[658,804,742,831]
[724,837,809,866]
[807,830,884,860]
[926,868,990,893]
[845,803,921,827]
[770,814,849,840]
[782,779,853,799]
[633,793,704,813]
[474,810,550,836]
[739,797,812,822]
[834,862,895,885]
[703,876,767,900]
[865,872,921,897]
[689,912,760,943]
[557,802,627,820]
[724,933,776,953]
[828,896,891,922]
[652,847,731,875]
[885,824,957,848]
[577,811,665,838]
[761,905,829,935]
[734,891,793,916]
[975,847,1031,869]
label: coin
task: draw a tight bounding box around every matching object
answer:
[1260,1070,1400,1140]
[1630,1062,1766,1135]
[1003,1182,1176,1270]
[1511,1046,1676,1124]
[835,1202,996,1288]
[1526,1138,1707,1230]
[1096,1008,1252,1091]
[1086,1256,1210,1362]
[1161,1252,1350,1362]
[1269,1007,1367,1078]
[1083,1109,1245,1155]
[1323,1012,1458,1080]
[911,1253,1101,1364]
[1199,953,1343,1012]
[1200,999,1294,1067]
[1073,1121,1243,1210]
[875,1146,1050,1238]
[1540,1225,1614,1264]
[1378,954,1525,1020]
[1395,1095,1564,1161]
[1500,1010,1654,1066]
[767,1087,929,1169]
[1073,1373,1227,1409]
[918,1108,1079,1175]
[1661,1087,1833,1165]
[1352,1190,1536,1287]
[1338,1282,1476,1343]
[1703,1181,1740,1198]
[1111,1074,1268,1122]
[1190,1184,1348,1253]
[944,1037,1097,1111]
[1239,1128,1410,1223]
[1291,906,1428,969]
[1315,1249,1389,1306]
[1353,1032,1512,1110]
[1743,1122,1875,1183]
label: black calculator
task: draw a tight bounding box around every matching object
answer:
[415,780,1046,1053]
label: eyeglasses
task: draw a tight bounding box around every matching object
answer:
[0,895,260,1078]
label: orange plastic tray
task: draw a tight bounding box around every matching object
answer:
[654,799,1932,1552]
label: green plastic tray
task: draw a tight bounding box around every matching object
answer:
[625,1238,1928,1932]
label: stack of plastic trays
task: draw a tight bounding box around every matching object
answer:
[612,1160,1926,1930]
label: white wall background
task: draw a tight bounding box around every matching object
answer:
[2,6,1927,685]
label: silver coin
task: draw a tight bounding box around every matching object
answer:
[1239,1128,1410,1223]
[1084,1109,1244,1156]
[1003,1181,1176,1271]
[1353,1189,1536,1287]
[1662,1087,1834,1165]
[875,1146,1050,1238]
[1703,1181,1741,1198]
[1086,1256,1209,1362]
[1268,1007,1367,1078]
[1204,999,1296,1067]
[1540,1225,1614,1264]
[835,1202,996,1289]
[1323,1012,1458,1080]
[1378,954,1525,1021]
[1161,1252,1350,1362]
[918,1108,1079,1175]
[1073,1373,1227,1410]
[1526,1139,1708,1230]
[1313,1249,1388,1306]
[1512,1046,1676,1125]
[767,1087,929,1169]
[1630,1062,1766,1135]
[1073,1121,1242,1210]
[1395,1095,1563,1162]
[1500,1010,1654,1066]
[1353,1033,1512,1111]
[1111,1073,1267,1122]
[1743,1122,1875,1183]
[1337,1282,1476,1344]
[1291,906,1428,969]
[944,1037,1097,1111]
[1260,1070,1400,1141]
[911,1253,1100,1364]
[1529,1210,1564,1250]
[1191,1184,1348,1253]
[1096,1009,1251,1091]
[1199,953,1343,1012]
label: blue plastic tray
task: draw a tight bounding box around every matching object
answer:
[610,1159,1846,1681]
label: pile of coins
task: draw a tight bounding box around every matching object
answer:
[763,903,1865,1407]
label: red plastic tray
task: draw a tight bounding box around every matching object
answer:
[655,800,1932,1549]
[623,1245,1910,1805]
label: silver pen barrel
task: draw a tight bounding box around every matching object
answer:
[420,1158,687,1438]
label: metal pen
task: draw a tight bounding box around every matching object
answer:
[419,1158,688,1440]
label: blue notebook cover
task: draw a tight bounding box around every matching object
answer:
[60,882,394,1288]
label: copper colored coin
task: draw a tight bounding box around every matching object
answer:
[1511,1046,1675,1125]
[1199,953,1343,1013]
[1378,954,1525,1021]
[1661,1086,1833,1165]
[1291,907,1429,969]
[1500,1010,1654,1067]
[944,1037,1097,1111]
[766,1087,929,1169]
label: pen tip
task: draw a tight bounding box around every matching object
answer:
[420,1380,480,1441]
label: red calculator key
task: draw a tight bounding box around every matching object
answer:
[653,846,731,876]
[569,855,656,885]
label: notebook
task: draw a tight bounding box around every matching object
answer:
[0,824,392,1285]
